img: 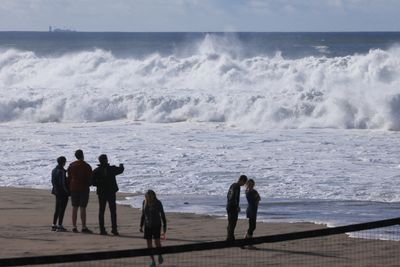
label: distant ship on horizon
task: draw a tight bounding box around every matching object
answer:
[48,26,76,33]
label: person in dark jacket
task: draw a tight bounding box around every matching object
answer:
[245,179,261,246]
[92,154,124,235]
[51,156,69,232]
[140,190,167,267]
[226,174,248,241]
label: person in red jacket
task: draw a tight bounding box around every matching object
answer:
[67,149,93,233]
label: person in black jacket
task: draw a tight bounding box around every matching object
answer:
[92,154,124,235]
[226,174,248,241]
[51,156,69,232]
[140,190,167,267]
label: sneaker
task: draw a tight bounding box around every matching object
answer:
[149,260,156,267]
[100,230,108,235]
[111,229,119,236]
[81,228,93,234]
[51,225,57,231]
[72,228,79,233]
[57,226,67,232]
[158,255,164,265]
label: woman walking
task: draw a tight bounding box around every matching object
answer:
[140,190,167,267]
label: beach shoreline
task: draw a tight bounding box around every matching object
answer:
[0,186,399,266]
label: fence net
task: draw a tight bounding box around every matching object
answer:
[1,218,400,267]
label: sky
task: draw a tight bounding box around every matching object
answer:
[0,0,399,32]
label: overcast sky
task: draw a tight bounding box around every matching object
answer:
[0,0,399,32]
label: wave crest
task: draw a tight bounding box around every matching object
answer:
[1,37,400,130]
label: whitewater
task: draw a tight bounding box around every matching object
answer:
[1,33,400,238]
[1,34,400,129]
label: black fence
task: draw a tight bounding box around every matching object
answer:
[1,217,400,267]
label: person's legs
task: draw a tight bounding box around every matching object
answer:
[108,193,117,233]
[146,239,153,249]
[80,207,87,228]
[53,196,60,227]
[98,194,107,233]
[247,217,256,237]
[71,191,79,231]
[227,209,239,241]
[80,190,90,231]
[146,239,155,266]
[58,196,68,226]
[72,206,78,229]
[154,238,164,264]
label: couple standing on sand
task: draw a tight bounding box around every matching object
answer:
[227,174,261,244]
[51,149,124,235]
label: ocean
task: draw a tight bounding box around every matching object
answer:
[1,32,400,239]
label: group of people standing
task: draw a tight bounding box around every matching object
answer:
[51,149,167,267]
[51,149,260,266]
[51,149,124,235]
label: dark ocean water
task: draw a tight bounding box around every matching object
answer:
[1,32,400,58]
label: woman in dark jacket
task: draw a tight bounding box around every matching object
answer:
[140,190,167,267]
[51,156,69,232]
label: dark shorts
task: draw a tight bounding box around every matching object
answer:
[144,226,161,240]
[71,191,89,208]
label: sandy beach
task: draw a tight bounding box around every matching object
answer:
[0,187,399,266]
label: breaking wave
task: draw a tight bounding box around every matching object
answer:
[1,34,400,130]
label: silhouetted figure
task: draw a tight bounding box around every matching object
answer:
[140,190,167,267]
[67,149,93,233]
[92,154,124,235]
[226,174,248,241]
[51,156,69,232]
[245,179,261,248]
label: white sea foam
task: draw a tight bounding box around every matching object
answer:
[313,45,330,54]
[1,35,400,130]
[1,120,399,233]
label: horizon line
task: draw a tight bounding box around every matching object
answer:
[1,30,400,33]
